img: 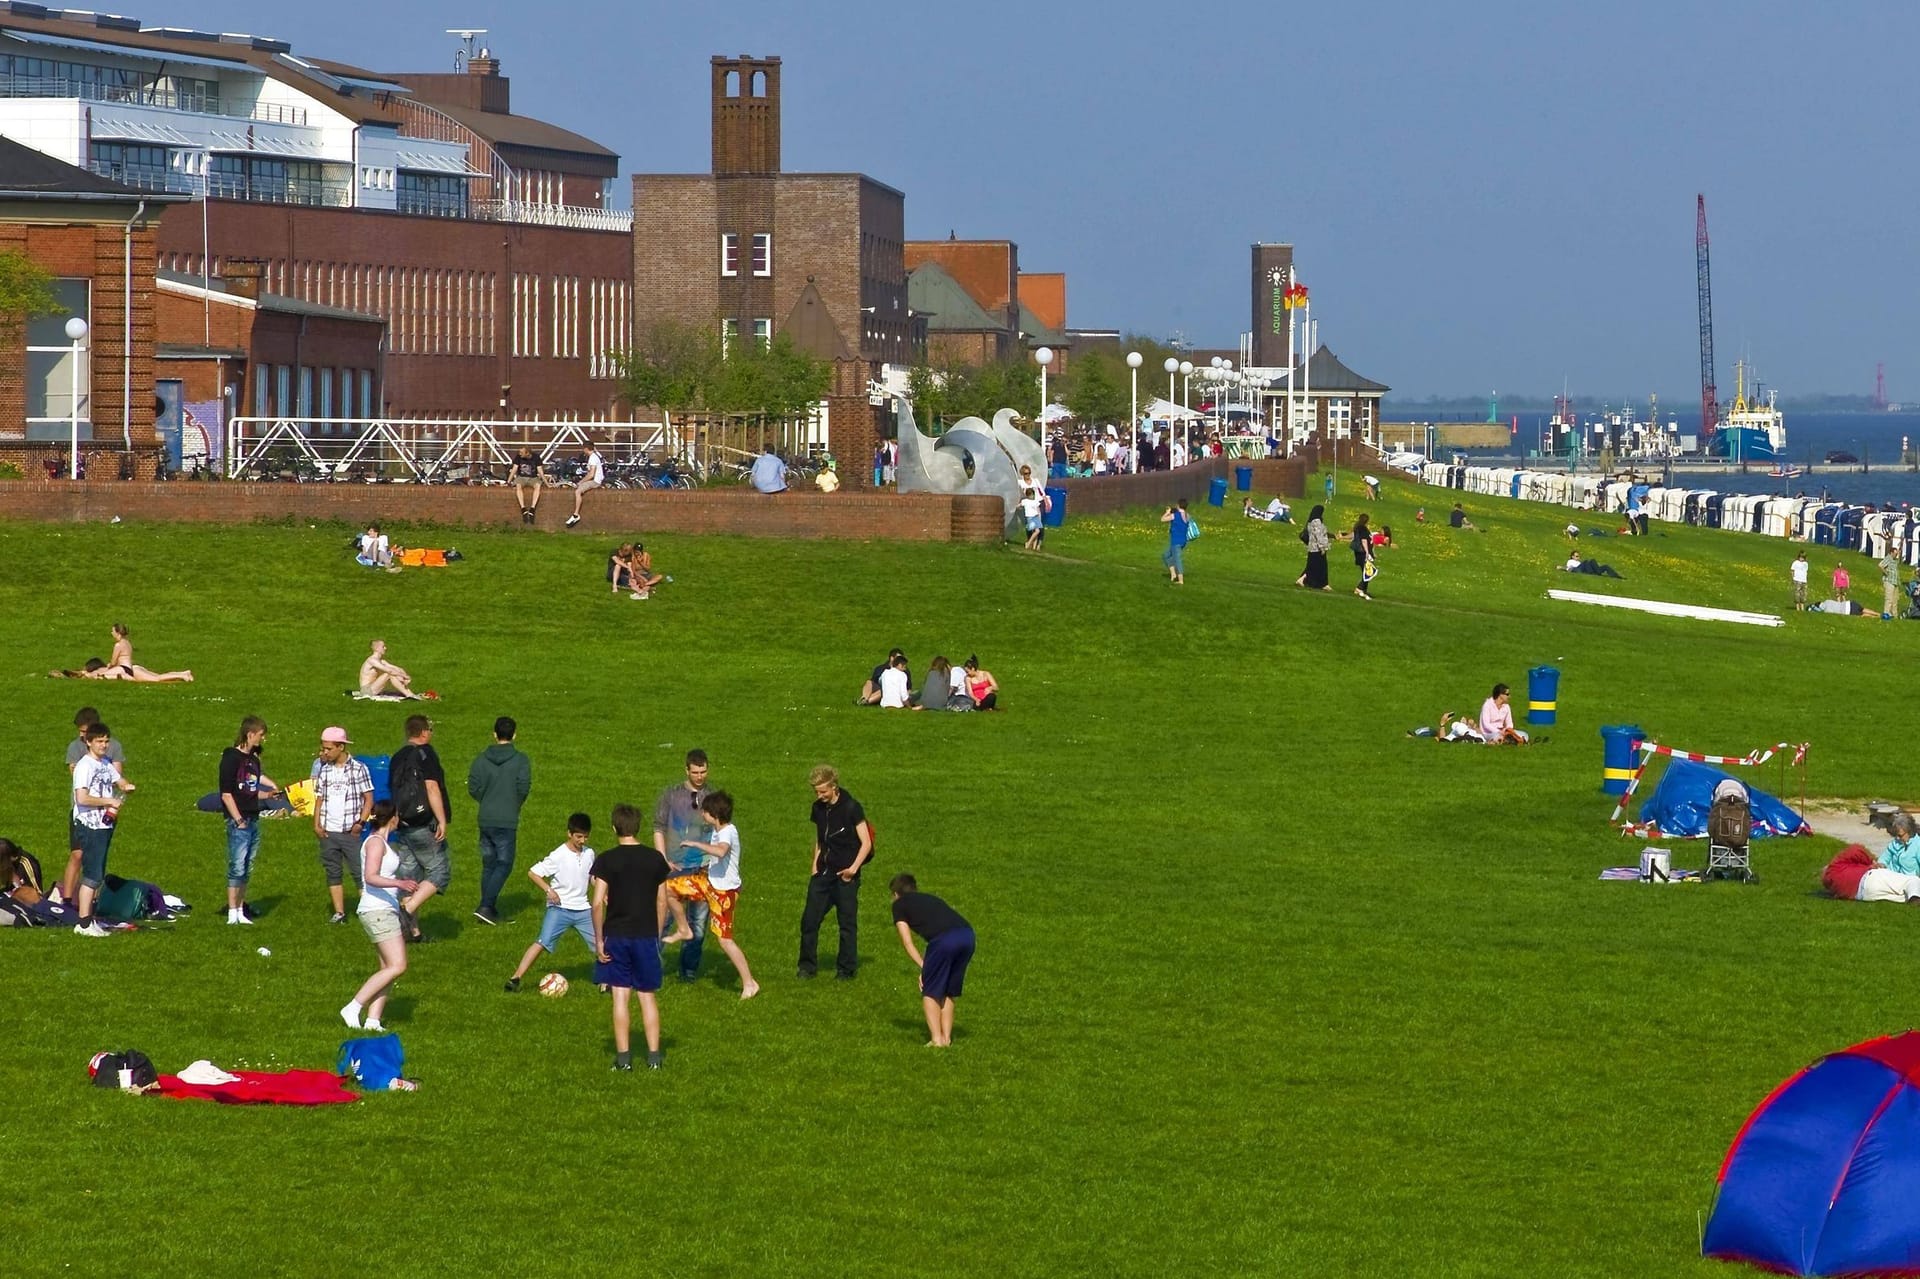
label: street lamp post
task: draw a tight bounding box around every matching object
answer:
[1126,351,1143,474]
[1034,346,1053,447]
[65,316,89,480]
[1163,357,1178,470]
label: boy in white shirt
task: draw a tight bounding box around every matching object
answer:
[504,812,596,992]
[878,655,912,709]
[675,791,758,999]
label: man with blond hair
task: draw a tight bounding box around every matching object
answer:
[796,764,872,981]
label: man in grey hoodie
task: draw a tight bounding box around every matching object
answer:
[468,716,533,925]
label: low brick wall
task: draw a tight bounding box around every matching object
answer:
[0,481,1007,543]
[1055,449,1317,517]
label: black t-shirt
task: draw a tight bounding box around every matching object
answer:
[1352,528,1371,564]
[513,450,540,479]
[218,746,263,817]
[892,892,968,941]
[811,789,869,874]
[591,844,669,939]
[391,742,450,828]
[1449,508,1465,528]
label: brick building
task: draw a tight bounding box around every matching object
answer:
[904,238,1069,369]
[631,56,914,371]
[0,6,632,420]
[0,135,178,467]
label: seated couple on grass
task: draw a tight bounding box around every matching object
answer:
[1406,683,1532,745]
[1242,497,1292,523]
[607,543,666,600]
[858,650,999,711]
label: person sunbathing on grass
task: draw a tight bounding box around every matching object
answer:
[1563,555,1623,579]
[358,640,426,701]
[1405,711,1485,743]
[52,657,194,683]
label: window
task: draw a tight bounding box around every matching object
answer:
[720,317,739,356]
[359,370,375,418]
[89,142,172,192]
[751,233,771,277]
[23,279,92,435]
[319,368,334,421]
[297,367,314,418]
[253,365,269,417]
[275,365,292,416]
[753,318,772,350]
[397,172,467,218]
[721,233,739,277]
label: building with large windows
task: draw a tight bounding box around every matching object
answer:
[0,4,630,419]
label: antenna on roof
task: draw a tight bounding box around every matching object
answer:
[447,28,488,72]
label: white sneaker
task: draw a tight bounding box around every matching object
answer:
[228,912,254,925]
[364,1020,385,1033]
[340,1002,362,1029]
[73,920,110,937]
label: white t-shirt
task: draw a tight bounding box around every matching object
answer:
[585,451,604,484]
[528,843,596,911]
[879,666,910,708]
[704,823,742,891]
[357,833,401,916]
[1019,486,1043,518]
[359,532,388,560]
[72,754,121,829]
[1791,559,1809,584]
[950,667,970,698]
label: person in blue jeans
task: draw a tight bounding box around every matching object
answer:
[1160,500,1192,585]
[890,873,975,1048]
[467,716,532,926]
[218,715,279,925]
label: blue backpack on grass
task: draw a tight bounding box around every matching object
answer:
[337,1033,404,1091]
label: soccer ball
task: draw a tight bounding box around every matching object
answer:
[538,972,569,998]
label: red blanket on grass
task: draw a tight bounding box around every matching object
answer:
[156,1069,358,1105]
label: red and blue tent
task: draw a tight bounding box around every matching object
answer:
[1705,1032,1920,1275]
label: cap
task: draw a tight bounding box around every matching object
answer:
[320,726,352,745]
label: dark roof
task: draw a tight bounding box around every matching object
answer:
[413,99,616,163]
[1261,344,1390,394]
[1016,301,1065,347]
[0,135,174,201]
[157,268,383,324]
[908,262,1002,333]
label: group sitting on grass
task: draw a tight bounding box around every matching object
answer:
[608,543,667,600]
[1405,682,1537,745]
[1823,814,1920,903]
[856,649,1000,711]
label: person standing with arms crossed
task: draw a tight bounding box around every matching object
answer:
[389,714,450,943]
[797,764,873,981]
[468,716,532,926]
[219,716,278,926]
[310,726,373,924]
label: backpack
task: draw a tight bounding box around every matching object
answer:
[391,749,431,827]
[89,1049,158,1091]
[337,1033,405,1090]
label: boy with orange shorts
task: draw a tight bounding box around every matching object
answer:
[672,791,758,999]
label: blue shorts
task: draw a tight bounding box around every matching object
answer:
[594,935,662,993]
[1024,514,1042,533]
[921,926,976,1001]
[73,823,114,892]
[225,817,262,888]
[536,905,595,954]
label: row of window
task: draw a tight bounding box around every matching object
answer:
[720,233,772,278]
[1,54,220,113]
[720,318,773,355]
[253,364,377,423]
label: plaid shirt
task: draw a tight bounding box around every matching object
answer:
[310,756,374,833]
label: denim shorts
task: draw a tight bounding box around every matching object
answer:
[1163,544,1186,574]
[536,905,595,954]
[74,823,115,892]
[226,817,262,888]
[392,824,450,890]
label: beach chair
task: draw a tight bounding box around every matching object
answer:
[1706,781,1754,882]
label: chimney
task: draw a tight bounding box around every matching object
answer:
[464,47,509,112]
[468,52,499,77]
[224,258,263,301]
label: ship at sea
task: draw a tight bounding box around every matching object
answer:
[1707,360,1787,463]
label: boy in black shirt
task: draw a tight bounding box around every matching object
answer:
[592,803,670,1071]
[890,873,975,1048]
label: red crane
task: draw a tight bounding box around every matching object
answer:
[1696,194,1719,439]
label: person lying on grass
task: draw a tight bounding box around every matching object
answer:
[51,657,193,683]
[1243,497,1292,523]
[1563,555,1623,578]
[1405,711,1485,743]
[1478,683,1531,745]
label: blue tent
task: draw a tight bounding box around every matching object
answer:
[1705,1032,1920,1275]
[1635,756,1809,838]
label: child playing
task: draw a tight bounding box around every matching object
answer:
[591,803,670,1071]
[673,792,759,999]
[71,722,134,936]
[890,873,976,1048]
[504,813,596,993]
[1833,561,1851,603]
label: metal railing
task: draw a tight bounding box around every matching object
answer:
[87,160,352,207]
[385,95,631,232]
[471,199,631,232]
[226,417,669,483]
[2,75,307,124]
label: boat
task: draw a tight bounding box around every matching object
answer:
[1767,464,1805,479]
[1707,360,1787,463]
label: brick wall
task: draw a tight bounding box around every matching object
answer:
[0,481,1006,542]
[1054,452,1315,517]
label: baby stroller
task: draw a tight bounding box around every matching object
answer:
[1706,778,1754,882]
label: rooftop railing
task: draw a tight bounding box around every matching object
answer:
[2,75,308,125]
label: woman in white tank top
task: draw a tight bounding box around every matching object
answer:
[342,801,418,1032]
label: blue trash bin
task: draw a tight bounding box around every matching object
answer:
[1208,476,1228,507]
[1234,465,1253,492]
[1526,666,1559,725]
[1042,486,1067,528]
[1599,726,1644,795]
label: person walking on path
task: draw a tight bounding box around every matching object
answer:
[1791,551,1810,612]
[653,748,712,979]
[467,716,532,926]
[1296,505,1332,591]
[342,801,417,1032]
[310,726,373,924]
[1352,513,1377,600]
[70,722,133,936]
[1161,500,1192,585]
[389,715,450,942]
[565,445,604,528]
[511,446,544,524]
[797,764,873,981]
[219,715,278,925]
[61,707,125,906]
[1880,547,1904,620]
[890,873,975,1048]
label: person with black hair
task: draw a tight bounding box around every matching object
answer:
[468,716,533,926]
[857,648,908,706]
[342,801,418,1032]
[890,873,975,1047]
[1296,505,1331,590]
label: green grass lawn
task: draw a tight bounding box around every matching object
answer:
[1,480,1910,1277]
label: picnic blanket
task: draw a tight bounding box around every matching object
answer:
[155,1066,357,1105]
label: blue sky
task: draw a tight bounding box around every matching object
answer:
[126,1,1915,398]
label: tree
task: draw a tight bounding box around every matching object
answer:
[1061,352,1127,426]
[0,250,56,331]
[614,322,829,422]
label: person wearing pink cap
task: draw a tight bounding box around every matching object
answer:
[310,726,374,923]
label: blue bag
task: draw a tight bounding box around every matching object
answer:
[337,1033,404,1091]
